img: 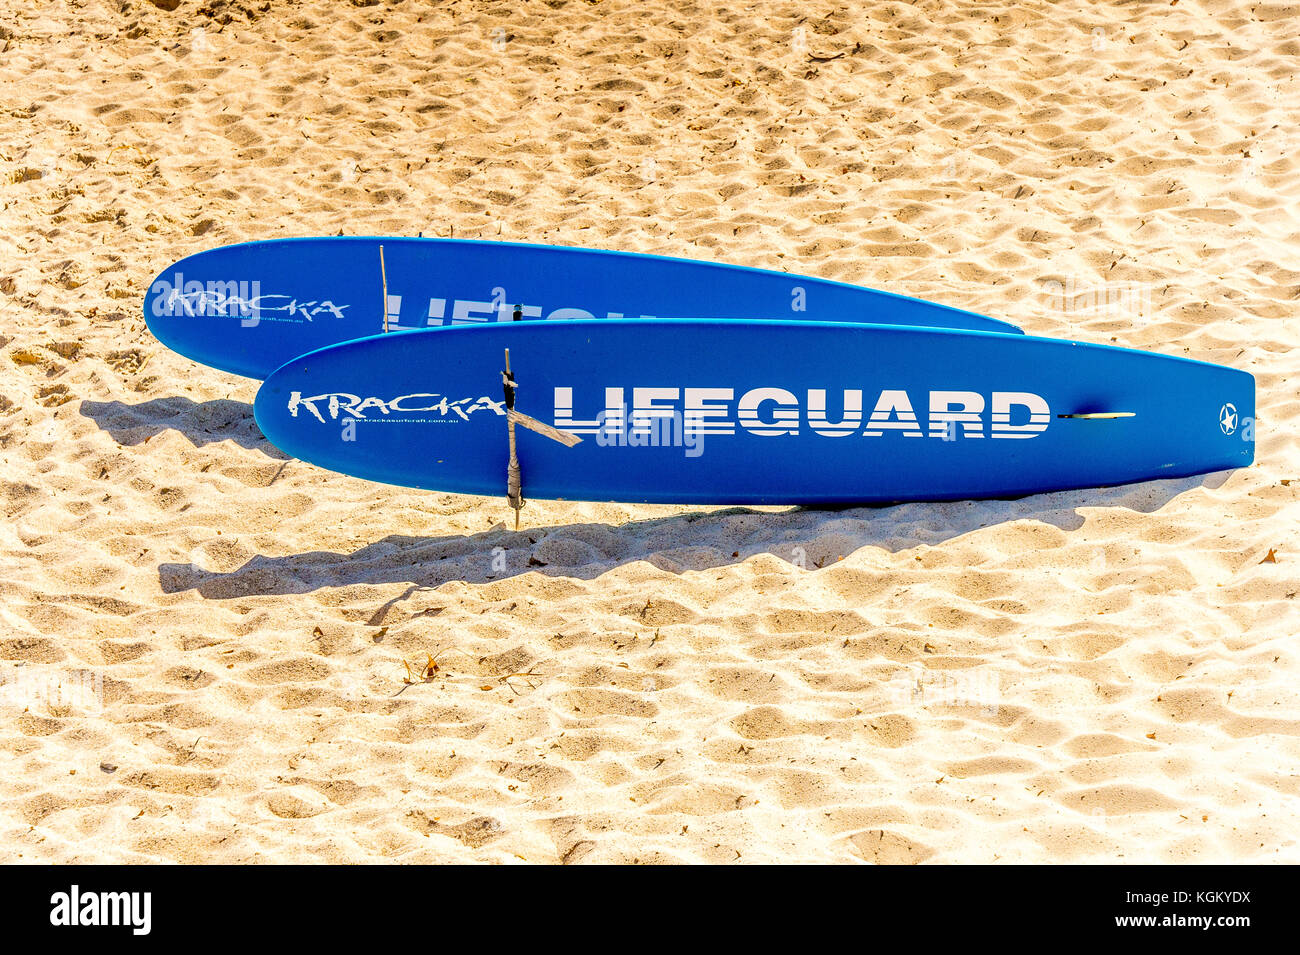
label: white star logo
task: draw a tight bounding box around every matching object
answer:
[1219,403,1238,435]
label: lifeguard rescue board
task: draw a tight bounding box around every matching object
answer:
[143,236,1023,380]
[252,319,1255,505]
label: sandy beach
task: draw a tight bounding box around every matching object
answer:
[1,0,1297,863]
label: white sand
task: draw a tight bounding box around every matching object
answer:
[1,0,1297,863]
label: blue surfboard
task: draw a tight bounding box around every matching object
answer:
[144,237,1023,379]
[252,320,1255,506]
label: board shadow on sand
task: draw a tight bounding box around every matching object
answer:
[79,397,289,457]
[157,476,1210,599]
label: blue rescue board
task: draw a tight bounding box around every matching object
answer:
[252,320,1255,505]
[144,237,1023,379]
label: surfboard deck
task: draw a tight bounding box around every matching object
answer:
[144,237,1023,379]
[252,320,1255,505]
